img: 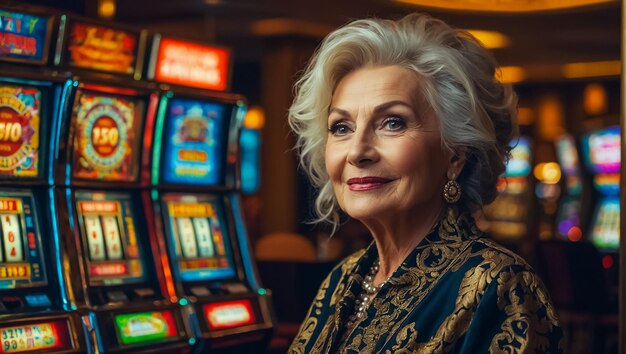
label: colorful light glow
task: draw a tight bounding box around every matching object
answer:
[0,320,72,353]
[562,60,620,79]
[66,21,137,74]
[0,10,50,64]
[466,30,510,49]
[204,299,256,330]
[496,66,526,83]
[602,255,614,269]
[533,162,561,184]
[115,311,177,345]
[393,0,615,12]
[567,226,582,242]
[582,127,620,175]
[153,38,230,91]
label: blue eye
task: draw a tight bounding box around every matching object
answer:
[383,117,406,131]
[329,122,351,135]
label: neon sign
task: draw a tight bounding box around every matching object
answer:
[154,37,230,91]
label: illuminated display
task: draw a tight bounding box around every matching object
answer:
[0,86,40,177]
[582,126,620,175]
[72,91,141,181]
[115,311,177,345]
[153,37,230,91]
[556,135,580,177]
[67,21,137,74]
[240,129,260,194]
[161,99,225,186]
[505,136,531,177]
[204,300,256,330]
[591,198,620,251]
[162,194,235,282]
[0,320,72,353]
[0,191,45,289]
[0,11,50,63]
[75,191,144,285]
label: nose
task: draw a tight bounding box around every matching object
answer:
[346,128,379,166]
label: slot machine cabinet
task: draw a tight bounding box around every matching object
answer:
[554,134,584,242]
[581,127,620,282]
[482,136,535,253]
[53,15,192,353]
[146,35,274,353]
[0,6,88,353]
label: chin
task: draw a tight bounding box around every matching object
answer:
[343,205,386,221]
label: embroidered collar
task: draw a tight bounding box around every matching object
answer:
[346,206,481,287]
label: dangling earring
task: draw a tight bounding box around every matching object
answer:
[443,174,461,204]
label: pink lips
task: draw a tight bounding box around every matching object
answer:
[346,176,393,191]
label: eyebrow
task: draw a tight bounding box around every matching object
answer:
[329,100,414,117]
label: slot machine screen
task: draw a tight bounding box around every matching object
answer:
[505,137,531,178]
[0,191,46,289]
[71,90,143,182]
[161,99,226,186]
[161,194,235,282]
[0,319,73,353]
[75,191,144,286]
[0,85,41,178]
[581,126,620,175]
[555,134,582,194]
[590,198,620,251]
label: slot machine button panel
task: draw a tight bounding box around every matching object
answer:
[132,288,155,299]
[2,296,23,310]
[190,286,211,297]
[106,291,129,303]
[24,294,51,307]
[223,283,248,294]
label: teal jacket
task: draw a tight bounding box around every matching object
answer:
[289,207,564,353]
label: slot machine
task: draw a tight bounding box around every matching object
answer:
[145,35,274,353]
[482,136,535,251]
[52,15,192,353]
[0,6,88,353]
[554,134,584,242]
[580,127,620,263]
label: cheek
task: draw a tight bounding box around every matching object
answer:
[394,141,448,179]
[324,143,343,181]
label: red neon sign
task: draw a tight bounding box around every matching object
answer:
[204,299,256,330]
[154,37,230,91]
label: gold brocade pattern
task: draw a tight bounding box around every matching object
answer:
[288,207,564,354]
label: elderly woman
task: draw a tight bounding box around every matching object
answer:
[287,13,563,353]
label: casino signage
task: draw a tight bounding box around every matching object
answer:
[72,92,137,181]
[67,21,138,75]
[150,37,231,91]
[0,10,51,64]
[0,86,40,177]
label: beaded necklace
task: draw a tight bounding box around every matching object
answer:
[347,259,391,328]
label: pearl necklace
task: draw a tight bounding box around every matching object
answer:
[347,260,390,328]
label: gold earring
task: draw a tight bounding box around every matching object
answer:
[443,179,461,204]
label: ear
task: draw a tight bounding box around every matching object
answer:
[447,149,466,180]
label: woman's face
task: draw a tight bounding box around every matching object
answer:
[325,65,452,222]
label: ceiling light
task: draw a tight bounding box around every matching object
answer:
[561,60,620,78]
[466,30,510,49]
[496,66,526,83]
[393,0,616,13]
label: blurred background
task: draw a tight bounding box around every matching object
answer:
[7,0,623,353]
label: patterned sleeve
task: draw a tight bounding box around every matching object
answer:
[458,265,565,354]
